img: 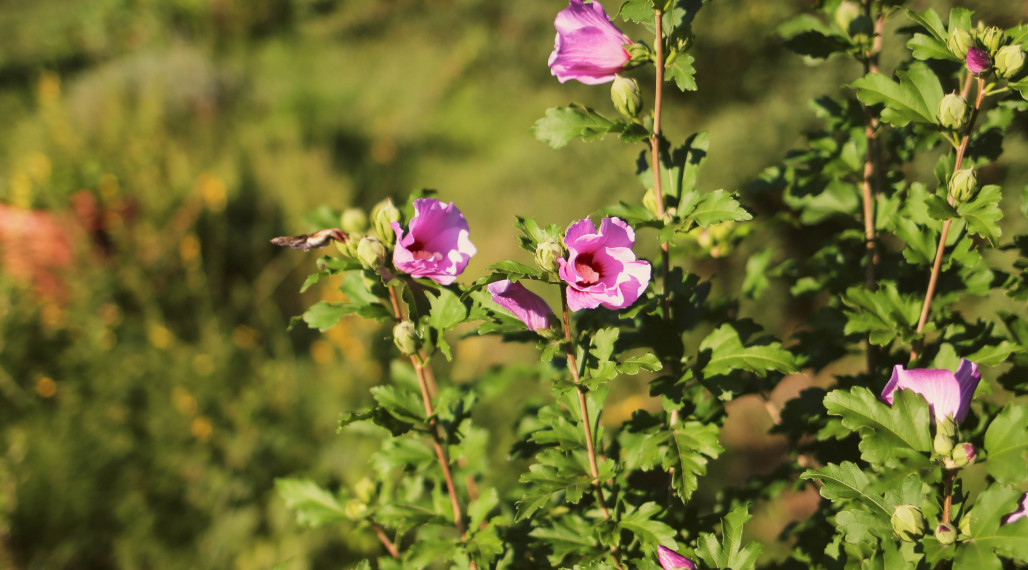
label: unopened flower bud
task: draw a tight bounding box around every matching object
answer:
[626,42,653,65]
[535,239,563,273]
[939,94,968,130]
[947,28,973,59]
[392,321,420,355]
[935,522,957,545]
[948,168,978,204]
[611,75,642,119]
[966,47,992,75]
[371,198,402,246]
[950,443,977,468]
[353,477,375,503]
[336,231,363,258]
[892,505,926,542]
[834,2,860,34]
[995,45,1025,78]
[340,208,368,234]
[344,498,367,520]
[356,236,387,268]
[934,428,955,457]
[977,26,1006,55]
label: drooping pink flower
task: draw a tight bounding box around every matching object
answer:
[966,47,991,75]
[558,217,650,311]
[880,359,980,424]
[548,0,631,85]
[488,279,554,331]
[391,198,476,285]
[1002,492,1028,525]
[657,545,696,570]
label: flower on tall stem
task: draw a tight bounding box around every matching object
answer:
[548,0,631,85]
[657,545,696,569]
[488,279,554,331]
[391,198,476,285]
[558,217,651,311]
[880,359,980,424]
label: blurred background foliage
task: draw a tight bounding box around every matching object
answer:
[0,0,1024,568]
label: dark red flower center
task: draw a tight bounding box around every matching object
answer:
[574,254,602,286]
[409,240,436,261]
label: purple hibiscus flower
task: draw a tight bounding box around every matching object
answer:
[391,198,476,285]
[488,279,554,331]
[558,217,650,311]
[548,0,632,85]
[1003,492,1028,525]
[966,46,991,75]
[657,545,696,570]
[880,359,980,424]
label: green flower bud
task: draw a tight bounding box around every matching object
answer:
[336,231,363,258]
[371,198,402,246]
[834,2,860,34]
[939,93,969,130]
[977,26,1007,55]
[356,236,387,269]
[353,477,375,503]
[340,208,368,234]
[994,45,1026,79]
[626,42,654,66]
[948,168,978,204]
[935,522,957,546]
[611,75,642,119]
[392,321,420,355]
[345,498,367,520]
[534,239,563,273]
[950,442,977,468]
[934,428,955,457]
[892,505,926,542]
[947,27,973,59]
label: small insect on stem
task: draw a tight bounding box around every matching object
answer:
[270,228,348,251]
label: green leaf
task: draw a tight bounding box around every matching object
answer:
[906,9,948,44]
[275,478,349,527]
[823,387,932,467]
[428,288,468,331]
[694,504,763,570]
[662,421,724,502]
[468,488,499,531]
[908,33,956,62]
[801,462,890,518]
[619,0,655,23]
[841,283,921,346]
[681,189,752,228]
[784,30,853,59]
[618,502,677,548]
[302,301,353,332]
[617,353,662,375]
[983,404,1028,484]
[925,195,958,221]
[699,324,797,378]
[741,248,773,299]
[852,62,944,126]
[957,185,1003,246]
[665,54,697,92]
[834,509,892,545]
[371,385,426,425]
[531,104,616,149]
[956,485,1028,567]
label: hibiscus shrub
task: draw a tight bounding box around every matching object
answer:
[275,1,1028,568]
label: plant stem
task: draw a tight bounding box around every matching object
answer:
[388,285,468,542]
[651,7,670,330]
[371,519,400,558]
[941,468,957,524]
[859,7,885,373]
[910,76,986,362]
[559,284,623,570]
